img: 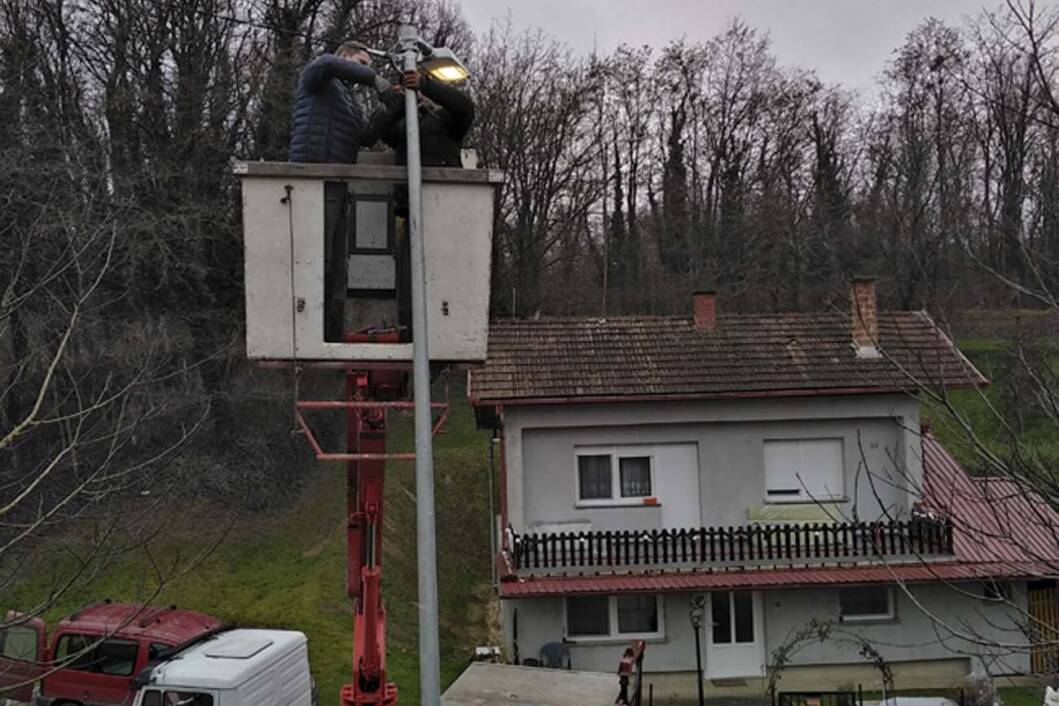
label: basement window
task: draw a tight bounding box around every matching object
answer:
[565,594,664,641]
[839,586,895,622]
[575,447,655,506]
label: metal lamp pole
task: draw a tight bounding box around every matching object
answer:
[690,596,706,706]
[398,22,442,706]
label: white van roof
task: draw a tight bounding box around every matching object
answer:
[147,629,307,690]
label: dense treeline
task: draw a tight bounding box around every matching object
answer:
[477,10,1059,317]
[6,1,1058,327]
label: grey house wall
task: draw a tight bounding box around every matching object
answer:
[764,581,1030,674]
[502,582,1030,678]
[503,394,923,534]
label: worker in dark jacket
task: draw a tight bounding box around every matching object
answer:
[288,41,393,163]
[365,70,475,167]
[289,40,393,341]
[364,70,475,340]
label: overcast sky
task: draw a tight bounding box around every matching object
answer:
[457,0,998,91]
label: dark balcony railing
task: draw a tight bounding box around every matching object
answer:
[507,518,953,572]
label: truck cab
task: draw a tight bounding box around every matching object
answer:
[130,629,314,706]
[0,602,223,705]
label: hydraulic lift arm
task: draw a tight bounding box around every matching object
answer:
[341,369,402,706]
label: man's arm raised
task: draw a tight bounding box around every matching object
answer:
[301,54,379,92]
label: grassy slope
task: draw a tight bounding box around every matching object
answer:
[18,381,494,704]
[923,337,1059,473]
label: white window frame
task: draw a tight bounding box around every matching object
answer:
[763,437,845,504]
[563,594,666,642]
[574,445,656,507]
[838,586,896,623]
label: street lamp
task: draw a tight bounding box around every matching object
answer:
[366,45,469,83]
[394,22,469,706]
[357,25,469,706]
[689,595,707,706]
[418,46,470,83]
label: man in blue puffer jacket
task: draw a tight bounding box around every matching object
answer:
[288,40,393,163]
[289,41,395,341]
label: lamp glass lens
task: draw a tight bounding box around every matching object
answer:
[430,65,468,82]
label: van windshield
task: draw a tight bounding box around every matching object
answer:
[141,690,214,706]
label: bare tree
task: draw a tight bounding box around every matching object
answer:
[471,23,606,315]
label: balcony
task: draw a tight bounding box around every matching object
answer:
[504,517,954,576]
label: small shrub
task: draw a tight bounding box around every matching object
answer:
[962,671,998,706]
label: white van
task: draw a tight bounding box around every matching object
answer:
[131,629,316,706]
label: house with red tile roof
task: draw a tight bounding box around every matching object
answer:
[469,279,1059,695]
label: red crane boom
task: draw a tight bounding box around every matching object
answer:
[341,368,401,705]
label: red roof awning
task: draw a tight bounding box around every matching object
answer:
[499,560,1046,598]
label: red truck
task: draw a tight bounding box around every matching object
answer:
[0,601,223,706]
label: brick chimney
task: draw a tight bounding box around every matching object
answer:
[693,290,717,332]
[850,277,881,358]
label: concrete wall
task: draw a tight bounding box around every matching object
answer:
[503,394,923,534]
[502,582,1030,681]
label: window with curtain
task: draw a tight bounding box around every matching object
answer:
[577,455,612,500]
[619,456,652,497]
[575,447,655,504]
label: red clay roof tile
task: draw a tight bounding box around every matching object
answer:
[469,312,987,404]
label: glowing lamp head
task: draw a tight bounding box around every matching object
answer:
[419,47,470,83]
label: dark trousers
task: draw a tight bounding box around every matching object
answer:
[323,182,349,342]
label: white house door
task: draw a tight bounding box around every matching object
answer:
[706,591,764,679]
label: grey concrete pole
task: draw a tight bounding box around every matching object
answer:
[398,23,442,706]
